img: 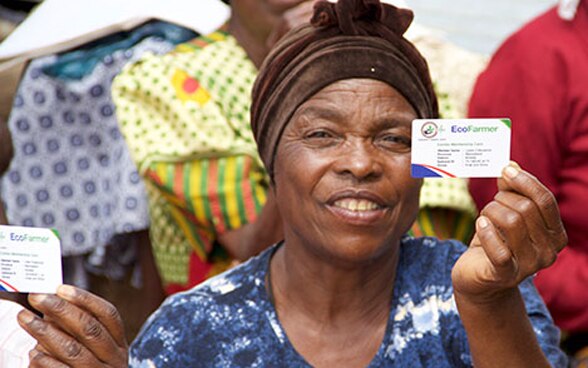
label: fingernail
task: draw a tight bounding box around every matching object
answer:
[57,284,76,299]
[509,160,521,169]
[18,309,36,324]
[478,216,490,229]
[503,165,519,179]
[29,293,47,304]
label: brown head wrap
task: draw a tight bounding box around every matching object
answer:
[251,0,438,177]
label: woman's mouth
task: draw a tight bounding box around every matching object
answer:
[326,191,388,225]
[333,198,382,212]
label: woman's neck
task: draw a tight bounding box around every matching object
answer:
[268,240,400,367]
[269,239,400,327]
[227,14,269,69]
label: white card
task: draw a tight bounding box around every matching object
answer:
[411,118,511,178]
[0,225,63,294]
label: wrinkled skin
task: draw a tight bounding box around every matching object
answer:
[18,285,127,368]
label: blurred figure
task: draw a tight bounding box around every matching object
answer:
[112,0,314,294]
[469,0,588,363]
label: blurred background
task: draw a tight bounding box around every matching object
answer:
[406,0,556,54]
[1,0,558,55]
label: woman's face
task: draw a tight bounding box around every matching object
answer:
[273,78,422,265]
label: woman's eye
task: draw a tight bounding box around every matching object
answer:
[306,130,333,139]
[379,134,411,150]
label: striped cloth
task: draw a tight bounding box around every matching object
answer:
[145,156,266,254]
[113,29,265,293]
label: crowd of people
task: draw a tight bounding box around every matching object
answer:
[0,0,586,366]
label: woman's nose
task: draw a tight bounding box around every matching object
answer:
[333,141,383,181]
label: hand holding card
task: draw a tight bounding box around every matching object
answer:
[452,162,567,299]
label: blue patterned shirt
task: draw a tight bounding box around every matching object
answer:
[130,237,567,367]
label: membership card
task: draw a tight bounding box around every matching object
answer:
[411,118,511,178]
[0,225,63,293]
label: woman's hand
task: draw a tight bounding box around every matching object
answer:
[17,285,128,368]
[452,162,568,302]
[266,1,317,49]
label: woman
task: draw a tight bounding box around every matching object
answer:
[17,0,567,366]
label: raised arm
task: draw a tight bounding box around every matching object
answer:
[452,162,567,367]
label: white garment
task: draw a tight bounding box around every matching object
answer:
[0,300,35,368]
[0,0,229,70]
[559,0,581,20]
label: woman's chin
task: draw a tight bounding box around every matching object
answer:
[305,234,400,268]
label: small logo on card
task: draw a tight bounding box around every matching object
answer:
[421,121,438,138]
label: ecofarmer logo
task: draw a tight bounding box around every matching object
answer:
[421,121,438,138]
[451,125,499,133]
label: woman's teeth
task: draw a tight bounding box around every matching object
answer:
[333,199,380,211]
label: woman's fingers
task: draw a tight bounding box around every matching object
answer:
[493,190,559,269]
[472,162,567,286]
[472,216,517,280]
[481,200,540,274]
[29,294,126,364]
[56,285,127,348]
[17,308,105,367]
[28,347,70,368]
[497,163,567,250]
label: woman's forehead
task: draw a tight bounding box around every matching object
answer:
[294,78,418,121]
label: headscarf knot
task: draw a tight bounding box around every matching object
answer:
[311,0,413,37]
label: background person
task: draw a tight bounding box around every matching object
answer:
[468,0,588,362]
[110,0,316,294]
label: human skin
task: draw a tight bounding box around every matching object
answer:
[16,79,566,367]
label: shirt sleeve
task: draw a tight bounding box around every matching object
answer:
[519,277,569,368]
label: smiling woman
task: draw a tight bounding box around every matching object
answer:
[16,0,569,367]
[273,80,421,268]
